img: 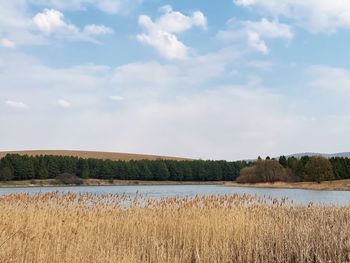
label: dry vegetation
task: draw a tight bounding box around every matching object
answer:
[225,179,350,191]
[1,192,350,262]
[0,179,224,188]
[0,150,188,161]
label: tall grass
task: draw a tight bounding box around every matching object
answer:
[0,192,349,262]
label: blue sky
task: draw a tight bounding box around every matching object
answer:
[1,0,350,160]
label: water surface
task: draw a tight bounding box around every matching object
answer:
[1,185,349,205]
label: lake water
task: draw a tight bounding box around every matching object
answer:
[1,185,350,205]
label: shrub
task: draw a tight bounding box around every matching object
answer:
[55,173,83,185]
[236,159,296,183]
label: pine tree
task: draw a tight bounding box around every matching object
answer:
[77,159,90,179]
[81,160,90,179]
[278,156,288,167]
[154,161,170,180]
[48,159,60,178]
[182,162,193,181]
[38,160,48,179]
[167,161,182,181]
[0,158,14,181]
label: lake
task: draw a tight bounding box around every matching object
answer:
[1,185,350,205]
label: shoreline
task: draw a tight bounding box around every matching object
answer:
[1,179,350,190]
[0,179,224,188]
[224,180,350,191]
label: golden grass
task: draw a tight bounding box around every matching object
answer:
[0,150,189,161]
[1,192,350,262]
[225,179,350,191]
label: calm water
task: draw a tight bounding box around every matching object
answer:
[0,185,350,205]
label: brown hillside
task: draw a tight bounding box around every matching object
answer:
[0,150,190,161]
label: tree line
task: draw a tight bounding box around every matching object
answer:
[0,154,248,182]
[237,155,350,183]
[1,154,350,183]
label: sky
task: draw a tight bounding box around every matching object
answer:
[1,0,350,160]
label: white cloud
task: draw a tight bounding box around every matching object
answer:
[137,5,207,59]
[2,52,350,159]
[233,0,350,32]
[0,1,119,47]
[243,18,293,39]
[0,53,113,106]
[83,24,113,35]
[0,38,16,48]
[100,85,297,160]
[219,18,293,54]
[137,24,188,60]
[247,31,268,54]
[33,9,78,34]
[0,1,47,46]
[156,5,207,33]
[57,99,72,108]
[32,9,113,42]
[112,46,240,99]
[5,100,28,109]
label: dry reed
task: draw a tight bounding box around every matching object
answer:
[0,192,349,262]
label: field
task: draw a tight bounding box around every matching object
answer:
[225,179,350,191]
[0,150,188,161]
[1,192,349,262]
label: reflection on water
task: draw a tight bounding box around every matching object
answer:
[0,185,350,205]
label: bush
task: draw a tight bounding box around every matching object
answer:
[55,173,83,185]
[236,167,260,183]
[236,159,296,183]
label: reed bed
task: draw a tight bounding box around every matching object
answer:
[0,192,349,263]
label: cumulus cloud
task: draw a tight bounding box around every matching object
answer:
[0,1,123,47]
[219,18,293,54]
[33,9,78,34]
[32,9,113,41]
[137,5,207,59]
[156,5,207,33]
[233,0,350,32]
[5,100,28,109]
[0,3,113,47]
[57,99,72,108]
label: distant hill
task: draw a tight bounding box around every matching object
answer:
[0,150,190,161]
[288,152,350,158]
